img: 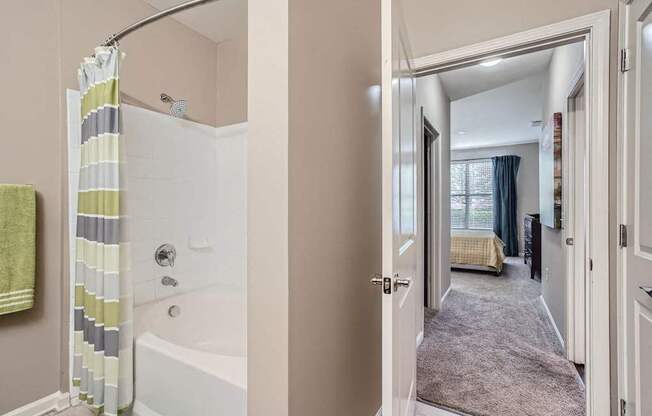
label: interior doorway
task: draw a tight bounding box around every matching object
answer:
[408,12,610,416]
[422,114,439,308]
[379,8,610,416]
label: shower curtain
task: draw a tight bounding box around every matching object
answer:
[73,46,133,415]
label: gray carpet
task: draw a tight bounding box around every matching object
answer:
[417,257,585,416]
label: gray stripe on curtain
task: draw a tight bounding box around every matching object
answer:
[82,106,120,143]
[492,155,521,256]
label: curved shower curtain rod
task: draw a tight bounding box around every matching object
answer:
[101,0,220,47]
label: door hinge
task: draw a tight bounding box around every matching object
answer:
[620,398,627,416]
[621,48,631,73]
[619,224,629,248]
[589,258,594,271]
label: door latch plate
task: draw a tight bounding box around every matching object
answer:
[383,277,392,294]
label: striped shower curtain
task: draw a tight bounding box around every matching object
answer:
[73,46,133,415]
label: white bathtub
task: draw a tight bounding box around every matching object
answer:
[133,287,246,416]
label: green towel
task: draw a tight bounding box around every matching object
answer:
[0,184,36,315]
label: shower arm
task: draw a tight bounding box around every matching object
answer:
[100,0,220,47]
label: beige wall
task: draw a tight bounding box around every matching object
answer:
[247,0,289,413]
[0,2,64,413]
[216,35,248,127]
[417,74,451,321]
[403,0,618,59]
[60,0,219,126]
[287,0,382,414]
[0,0,243,413]
[247,0,381,413]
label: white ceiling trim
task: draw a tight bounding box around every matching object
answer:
[451,138,539,151]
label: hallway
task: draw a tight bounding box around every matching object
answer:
[417,258,585,416]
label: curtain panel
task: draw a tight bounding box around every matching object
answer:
[73,47,133,416]
[492,155,521,257]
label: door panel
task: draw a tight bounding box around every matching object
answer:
[634,303,652,416]
[565,79,587,364]
[382,0,417,415]
[622,1,652,415]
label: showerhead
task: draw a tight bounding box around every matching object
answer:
[160,93,188,118]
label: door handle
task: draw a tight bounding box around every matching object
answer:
[641,287,652,298]
[566,237,574,246]
[394,277,411,291]
[371,274,392,294]
[370,274,383,286]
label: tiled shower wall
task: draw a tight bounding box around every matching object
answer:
[67,90,247,308]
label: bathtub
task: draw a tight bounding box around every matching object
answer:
[133,287,246,416]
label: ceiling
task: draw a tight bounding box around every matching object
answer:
[141,0,246,43]
[450,72,545,150]
[439,49,553,100]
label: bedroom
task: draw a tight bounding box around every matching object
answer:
[416,40,588,416]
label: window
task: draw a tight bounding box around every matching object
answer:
[451,159,494,229]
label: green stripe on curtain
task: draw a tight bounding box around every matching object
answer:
[74,46,132,416]
[77,190,120,217]
[81,78,120,119]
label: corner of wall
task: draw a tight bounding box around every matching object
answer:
[247,0,289,414]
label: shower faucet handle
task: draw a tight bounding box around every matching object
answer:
[155,243,176,267]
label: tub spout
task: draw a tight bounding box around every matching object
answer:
[161,276,178,287]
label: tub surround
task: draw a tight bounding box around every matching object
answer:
[134,288,246,416]
[67,92,247,413]
[68,93,247,308]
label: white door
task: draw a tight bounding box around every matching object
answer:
[564,77,587,364]
[621,1,652,415]
[379,0,418,414]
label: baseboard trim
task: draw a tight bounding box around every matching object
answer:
[539,295,566,350]
[440,286,452,304]
[3,391,70,416]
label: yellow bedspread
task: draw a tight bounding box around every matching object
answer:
[450,230,506,271]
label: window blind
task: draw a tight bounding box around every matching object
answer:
[451,159,494,230]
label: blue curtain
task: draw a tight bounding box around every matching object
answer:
[492,155,521,256]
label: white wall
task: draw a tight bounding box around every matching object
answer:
[452,142,540,255]
[540,41,585,343]
[451,73,545,150]
[124,106,247,304]
[417,74,451,330]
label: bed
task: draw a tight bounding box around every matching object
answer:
[450,229,506,275]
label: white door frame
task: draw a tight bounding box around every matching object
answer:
[417,110,442,315]
[411,10,611,416]
[563,67,587,365]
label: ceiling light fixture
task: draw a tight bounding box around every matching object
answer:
[480,58,503,67]
[457,130,466,135]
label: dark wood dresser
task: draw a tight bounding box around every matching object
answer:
[524,214,542,280]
